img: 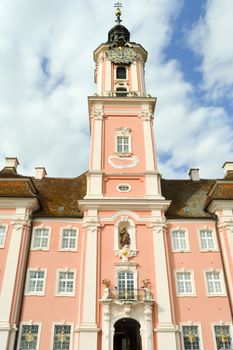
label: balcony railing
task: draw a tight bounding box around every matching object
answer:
[102,288,154,303]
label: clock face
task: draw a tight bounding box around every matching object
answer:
[106,47,137,64]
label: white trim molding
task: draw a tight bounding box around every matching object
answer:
[59,226,79,252]
[204,269,226,297]
[198,226,218,252]
[24,268,47,296]
[55,268,77,297]
[175,269,196,297]
[170,227,190,253]
[180,322,204,350]
[17,321,41,350]
[30,225,51,251]
[50,321,74,350]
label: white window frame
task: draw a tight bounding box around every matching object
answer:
[198,228,218,252]
[59,227,78,252]
[204,270,225,296]
[56,269,76,297]
[31,226,51,251]
[175,270,196,297]
[51,322,73,350]
[171,228,190,252]
[180,322,204,350]
[17,322,41,350]
[115,127,132,155]
[0,223,8,248]
[115,266,137,298]
[212,323,233,350]
[25,268,47,296]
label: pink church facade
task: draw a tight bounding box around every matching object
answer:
[0,8,233,350]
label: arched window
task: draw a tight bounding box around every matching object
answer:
[116,66,127,79]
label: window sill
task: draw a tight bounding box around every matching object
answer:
[58,249,78,252]
[55,294,76,297]
[25,292,45,296]
[30,248,50,251]
[172,250,191,253]
[200,249,219,253]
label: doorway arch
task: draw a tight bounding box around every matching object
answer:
[113,318,142,350]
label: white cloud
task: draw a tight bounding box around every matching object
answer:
[188,0,233,99]
[0,0,232,179]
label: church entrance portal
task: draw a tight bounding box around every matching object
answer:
[113,318,142,350]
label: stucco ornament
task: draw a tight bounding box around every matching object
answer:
[108,154,139,168]
[25,330,34,343]
[119,245,131,261]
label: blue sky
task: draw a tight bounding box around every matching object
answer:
[0,0,233,179]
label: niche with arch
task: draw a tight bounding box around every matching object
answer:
[114,217,137,256]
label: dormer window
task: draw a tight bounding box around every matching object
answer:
[116,66,127,79]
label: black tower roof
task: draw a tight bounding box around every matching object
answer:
[108,24,130,45]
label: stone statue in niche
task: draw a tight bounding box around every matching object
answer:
[119,226,131,248]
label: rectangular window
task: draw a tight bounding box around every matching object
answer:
[61,229,77,250]
[18,324,39,350]
[206,271,224,295]
[27,270,45,295]
[214,325,232,350]
[57,271,75,295]
[182,325,200,350]
[32,228,49,250]
[171,230,188,251]
[176,272,194,295]
[200,229,216,250]
[0,225,7,247]
[53,325,71,350]
[117,136,129,153]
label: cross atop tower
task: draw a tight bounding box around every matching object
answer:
[114,2,122,24]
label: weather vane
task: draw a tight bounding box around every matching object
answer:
[114,2,122,24]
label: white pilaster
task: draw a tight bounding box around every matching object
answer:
[87,103,104,198]
[78,220,99,350]
[144,304,154,350]
[97,60,103,95]
[131,62,138,92]
[91,104,104,170]
[152,223,178,349]
[105,60,112,94]
[139,62,146,95]
[0,222,24,350]
[101,303,110,350]
[141,106,155,172]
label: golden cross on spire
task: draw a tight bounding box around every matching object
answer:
[114,2,122,24]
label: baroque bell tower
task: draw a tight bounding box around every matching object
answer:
[86,3,163,201]
[78,4,177,350]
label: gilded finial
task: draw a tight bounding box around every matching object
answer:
[114,2,122,24]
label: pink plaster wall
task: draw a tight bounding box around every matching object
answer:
[167,221,232,349]
[103,176,145,197]
[19,221,83,349]
[103,115,146,173]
